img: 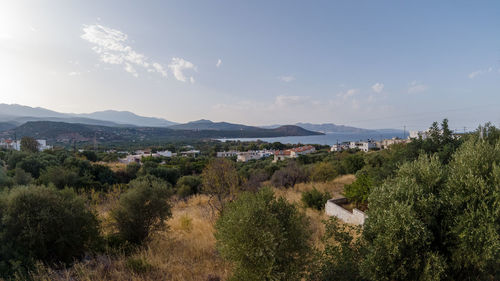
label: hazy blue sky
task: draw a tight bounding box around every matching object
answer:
[0,0,499,130]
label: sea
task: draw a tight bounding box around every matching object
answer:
[218,132,406,146]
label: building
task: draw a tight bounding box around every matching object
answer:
[0,139,52,151]
[179,150,200,157]
[376,137,409,149]
[348,140,376,152]
[409,130,430,140]
[330,142,350,152]
[273,145,316,162]
[119,154,143,164]
[217,151,238,158]
[155,150,173,157]
[237,151,262,162]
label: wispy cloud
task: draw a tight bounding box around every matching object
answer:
[371,82,384,93]
[278,75,295,82]
[81,24,168,78]
[216,59,222,68]
[408,81,428,93]
[337,88,359,99]
[68,71,81,76]
[468,67,494,79]
[168,58,197,83]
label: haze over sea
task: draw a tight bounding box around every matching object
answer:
[219,132,406,146]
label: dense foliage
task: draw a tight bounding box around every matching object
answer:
[111,176,173,244]
[0,186,100,277]
[215,188,311,281]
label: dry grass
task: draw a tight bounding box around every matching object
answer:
[30,176,355,281]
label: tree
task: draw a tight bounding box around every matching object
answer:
[361,138,500,281]
[38,166,78,189]
[0,186,100,277]
[215,188,311,281]
[441,138,500,280]
[20,137,39,153]
[361,155,447,281]
[301,188,331,210]
[13,167,33,186]
[310,162,338,182]
[309,218,364,281]
[271,161,308,188]
[340,154,365,174]
[111,175,173,244]
[201,158,239,212]
[176,175,202,199]
[344,172,373,207]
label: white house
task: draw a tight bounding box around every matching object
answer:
[217,151,239,158]
[237,151,262,162]
[331,142,350,152]
[155,150,173,157]
[348,140,376,152]
[409,130,430,140]
[273,145,316,162]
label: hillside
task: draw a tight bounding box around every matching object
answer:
[169,119,269,131]
[76,110,178,127]
[0,104,177,127]
[1,121,322,145]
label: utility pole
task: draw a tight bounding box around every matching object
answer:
[403,125,406,139]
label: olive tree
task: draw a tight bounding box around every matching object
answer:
[111,175,173,244]
[201,158,239,213]
[215,188,311,281]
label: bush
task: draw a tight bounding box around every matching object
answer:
[310,162,338,182]
[38,166,78,189]
[202,158,239,212]
[301,188,331,210]
[176,175,201,199]
[309,218,363,281]
[13,167,33,186]
[215,188,311,281]
[271,161,308,188]
[125,257,153,274]
[111,176,173,244]
[0,186,100,277]
[344,172,373,206]
[340,154,365,174]
[176,184,195,199]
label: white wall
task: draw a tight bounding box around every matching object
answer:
[325,198,367,225]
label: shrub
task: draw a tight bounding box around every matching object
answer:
[301,188,331,210]
[202,158,239,212]
[0,186,100,277]
[340,154,365,174]
[242,169,269,192]
[13,167,33,186]
[309,218,364,281]
[270,161,308,188]
[176,175,201,199]
[125,257,153,274]
[111,176,173,244]
[344,172,373,206]
[215,188,311,281]
[179,214,193,233]
[38,166,78,189]
[310,162,338,182]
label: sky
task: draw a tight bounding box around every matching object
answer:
[0,0,499,130]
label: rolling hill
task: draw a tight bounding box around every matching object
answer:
[1,121,322,145]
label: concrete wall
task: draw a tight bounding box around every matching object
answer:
[325,198,367,225]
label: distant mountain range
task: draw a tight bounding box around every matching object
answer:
[263,122,403,135]
[169,119,263,131]
[0,121,322,145]
[0,104,177,128]
[0,104,403,140]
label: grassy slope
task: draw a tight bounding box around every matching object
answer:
[30,175,355,281]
